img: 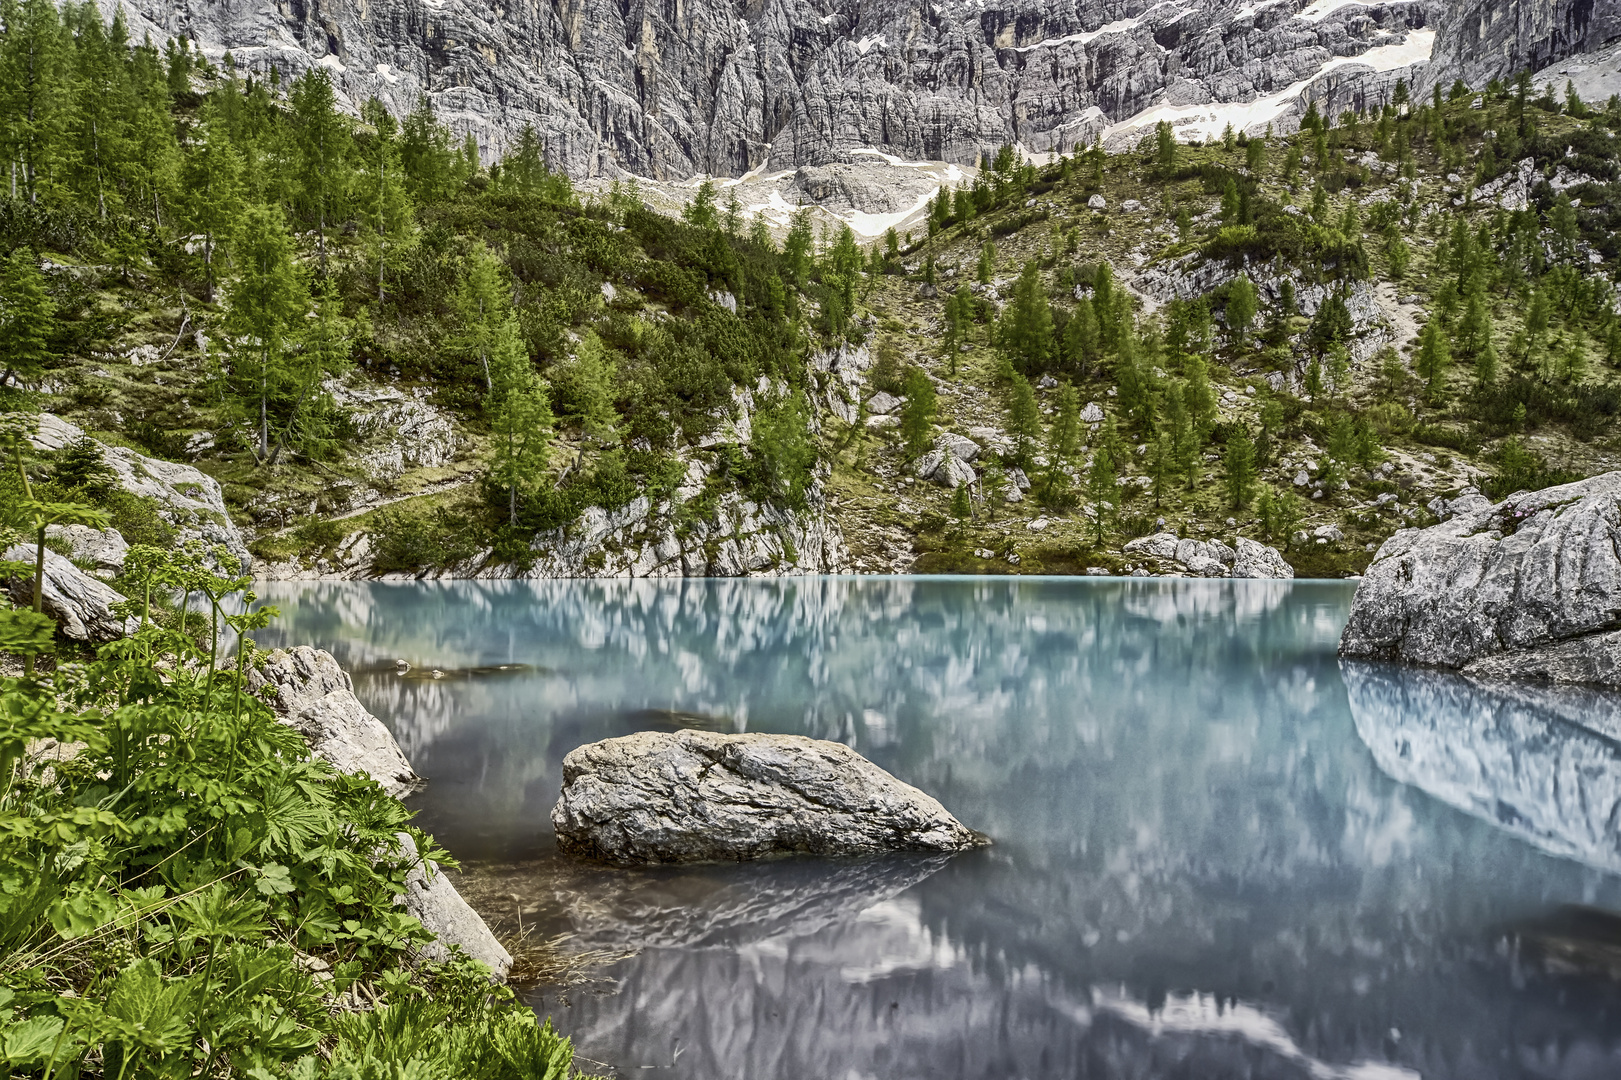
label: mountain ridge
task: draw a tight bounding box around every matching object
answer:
[94,0,1610,181]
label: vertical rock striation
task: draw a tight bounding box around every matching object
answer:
[100,0,1590,181]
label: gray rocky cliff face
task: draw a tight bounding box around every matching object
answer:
[105,0,1583,181]
[1431,0,1621,93]
[1338,473,1621,686]
[551,729,989,863]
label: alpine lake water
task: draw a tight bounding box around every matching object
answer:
[254,576,1621,1080]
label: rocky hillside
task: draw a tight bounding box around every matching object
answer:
[103,0,1612,180]
[5,1,1621,595]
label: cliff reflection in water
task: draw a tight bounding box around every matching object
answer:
[1344,660,1621,875]
[256,577,1621,1080]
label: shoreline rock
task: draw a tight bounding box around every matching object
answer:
[1338,472,1621,686]
[250,646,511,978]
[250,646,424,799]
[1122,531,1294,579]
[552,730,989,865]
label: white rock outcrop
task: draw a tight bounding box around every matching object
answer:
[28,414,251,572]
[3,544,137,642]
[1339,472,1621,685]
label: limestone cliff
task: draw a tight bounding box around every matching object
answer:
[100,0,1602,181]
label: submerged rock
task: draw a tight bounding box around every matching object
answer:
[552,730,988,864]
[2,545,136,642]
[250,646,424,799]
[1339,473,1621,685]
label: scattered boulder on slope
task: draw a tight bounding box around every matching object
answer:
[551,730,989,865]
[1122,532,1293,579]
[28,413,252,572]
[45,525,129,578]
[1339,472,1621,686]
[249,646,424,798]
[3,545,137,642]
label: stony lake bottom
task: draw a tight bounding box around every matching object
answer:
[254,576,1621,1080]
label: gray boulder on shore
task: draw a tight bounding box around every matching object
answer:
[250,646,424,799]
[3,544,136,642]
[1339,473,1621,686]
[249,646,510,977]
[552,729,989,865]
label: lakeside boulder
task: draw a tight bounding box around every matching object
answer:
[552,730,988,864]
[250,646,424,799]
[250,647,511,977]
[1122,532,1293,579]
[1339,473,1621,686]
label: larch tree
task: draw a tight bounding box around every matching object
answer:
[1223,426,1257,508]
[359,98,416,303]
[181,99,243,301]
[486,315,553,526]
[290,68,350,273]
[999,259,1053,374]
[1226,276,1258,345]
[0,247,56,386]
[0,0,68,202]
[1005,373,1041,465]
[452,242,514,394]
[900,366,937,457]
[221,204,308,463]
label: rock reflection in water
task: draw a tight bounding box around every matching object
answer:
[1343,660,1621,874]
[256,578,1621,1080]
[458,852,954,951]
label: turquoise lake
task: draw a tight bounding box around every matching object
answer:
[256,576,1621,1079]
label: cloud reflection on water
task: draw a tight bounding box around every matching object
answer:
[255,577,1621,1079]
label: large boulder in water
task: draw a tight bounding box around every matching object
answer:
[249,646,423,799]
[1339,474,1621,685]
[552,730,989,865]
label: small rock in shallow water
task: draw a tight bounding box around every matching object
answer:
[551,730,989,865]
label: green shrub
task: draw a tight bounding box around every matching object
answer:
[0,544,599,1080]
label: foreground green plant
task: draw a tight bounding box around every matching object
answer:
[0,433,597,1078]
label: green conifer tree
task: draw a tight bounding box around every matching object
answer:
[220,205,309,463]
[0,246,55,386]
[1005,373,1040,465]
[359,99,416,303]
[289,68,351,272]
[900,366,938,457]
[486,316,553,526]
[181,100,242,301]
[453,242,514,394]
